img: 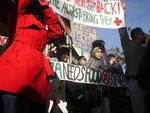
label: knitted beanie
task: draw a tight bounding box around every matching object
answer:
[92,40,105,48]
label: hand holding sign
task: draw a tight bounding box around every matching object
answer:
[120,0,126,15]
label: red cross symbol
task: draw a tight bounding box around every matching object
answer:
[114,17,122,26]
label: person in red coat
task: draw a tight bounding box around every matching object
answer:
[0,0,62,113]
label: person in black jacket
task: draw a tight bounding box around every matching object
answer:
[118,1,149,113]
[49,46,70,113]
[108,53,132,113]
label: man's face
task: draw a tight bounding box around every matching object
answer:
[138,30,146,44]
[112,57,117,63]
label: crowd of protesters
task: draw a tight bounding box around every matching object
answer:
[0,0,150,113]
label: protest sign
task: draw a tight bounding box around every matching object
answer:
[71,22,97,50]
[51,61,127,87]
[50,0,125,28]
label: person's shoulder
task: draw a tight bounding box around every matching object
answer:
[119,27,127,30]
[114,63,121,68]
[114,63,123,71]
[114,63,124,74]
[87,57,94,61]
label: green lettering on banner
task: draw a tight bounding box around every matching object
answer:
[83,11,99,24]
[74,8,82,20]
[89,69,97,83]
[50,0,60,9]
[55,62,62,78]
[89,69,102,83]
[85,68,91,83]
[61,2,83,20]
[50,62,127,87]
[99,15,113,26]
[85,68,102,83]
[63,63,68,80]
[96,69,102,83]
[89,69,94,83]
[50,0,125,28]
[61,2,69,15]
[61,2,74,17]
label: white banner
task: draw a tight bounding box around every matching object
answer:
[50,0,125,28]
[51,61,127,87]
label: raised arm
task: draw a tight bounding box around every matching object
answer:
[118,27,130,49]
[39,0,62,42]
[118,0,130,49]
[43,8,62,41]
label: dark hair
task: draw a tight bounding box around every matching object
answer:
[108,53,116,61]
[130,27,143,40]
[49,51,56,57]
[92,39,105,49]
[57,47,70,61]
[28,0,43,21]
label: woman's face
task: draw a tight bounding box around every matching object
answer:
[61,54,69,62]
[95,48,103,59]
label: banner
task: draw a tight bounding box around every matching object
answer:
[50,0,125,28]
[71,22,97,50]
[51,61,127,87]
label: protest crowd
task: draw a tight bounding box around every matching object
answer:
[0,0,150,113]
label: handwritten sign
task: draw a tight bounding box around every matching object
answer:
[51,61,127,87]
[50,0,125,28]
[71,22,97,50]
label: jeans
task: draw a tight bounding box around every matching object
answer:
[0,92,46,113]
[128,78,149,113]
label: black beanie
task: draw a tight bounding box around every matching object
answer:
[92,40,105,48]
[57,47,70,61]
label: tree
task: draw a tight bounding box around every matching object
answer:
[106,46,126,69]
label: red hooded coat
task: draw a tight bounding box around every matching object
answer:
[0,0,62,104]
